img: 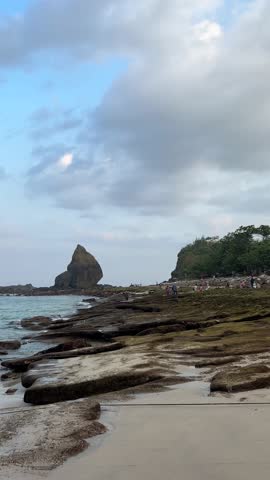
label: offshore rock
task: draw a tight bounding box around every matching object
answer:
[21,316,52,330]
[54,244,103,290]
[0,340,21,350]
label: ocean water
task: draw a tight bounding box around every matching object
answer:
[0,295,88,357]
[0,295,89,409]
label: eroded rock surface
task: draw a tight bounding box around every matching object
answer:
[211,364,270,393]
[2,342,123,372]
[23,348,162,405]
[0,399,105,475]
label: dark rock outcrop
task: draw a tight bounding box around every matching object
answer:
[24,371,161,405]
[195,356,239,368]
[38,339,91,355]
[6,388,17,395]
[2,342,123,373]
[21,316,52,330]
[1,356,44,372]
[54,245,103,289]
[0,340,21,350]
[54,271,71,290]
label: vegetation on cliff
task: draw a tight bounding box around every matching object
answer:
[171,225,270,280]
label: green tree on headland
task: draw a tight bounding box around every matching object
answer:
[171,225,270,279]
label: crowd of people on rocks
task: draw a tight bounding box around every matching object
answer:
[240,275,258,289]
[166,284,178,298]
[195,275,260,291]
[165,275,264,297]
[192,281,210,293]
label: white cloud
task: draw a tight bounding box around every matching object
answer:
[58,153,73,170]
[193,20,223,42]
[14,0,270,224]
[4,0,270,286]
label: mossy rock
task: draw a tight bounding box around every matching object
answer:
[211,364,270,393]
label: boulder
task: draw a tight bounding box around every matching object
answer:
[54,244,103,290]
[6,388,17,395]
[21,316,52,330]
[1,372,18,381]
[0,340,21,350]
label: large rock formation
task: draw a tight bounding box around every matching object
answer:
[54,245,103,290]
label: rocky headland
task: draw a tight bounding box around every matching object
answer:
[2,286,270,477]
[171,225,270,281]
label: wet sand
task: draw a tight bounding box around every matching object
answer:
[47,381,270,480]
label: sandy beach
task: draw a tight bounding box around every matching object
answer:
[3,363,270,480]
[47,381,270,480]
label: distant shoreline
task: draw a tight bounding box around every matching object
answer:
[0,284,153,298]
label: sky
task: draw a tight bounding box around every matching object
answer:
[1,0,270,287]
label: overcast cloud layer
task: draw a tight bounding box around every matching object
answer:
[20,0,270,214]
[1,0,270,285]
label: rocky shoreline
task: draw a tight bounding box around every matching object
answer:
[1,287,270,476]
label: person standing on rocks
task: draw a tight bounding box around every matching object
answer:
[250,275,255,289]
[172,284,178,298]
